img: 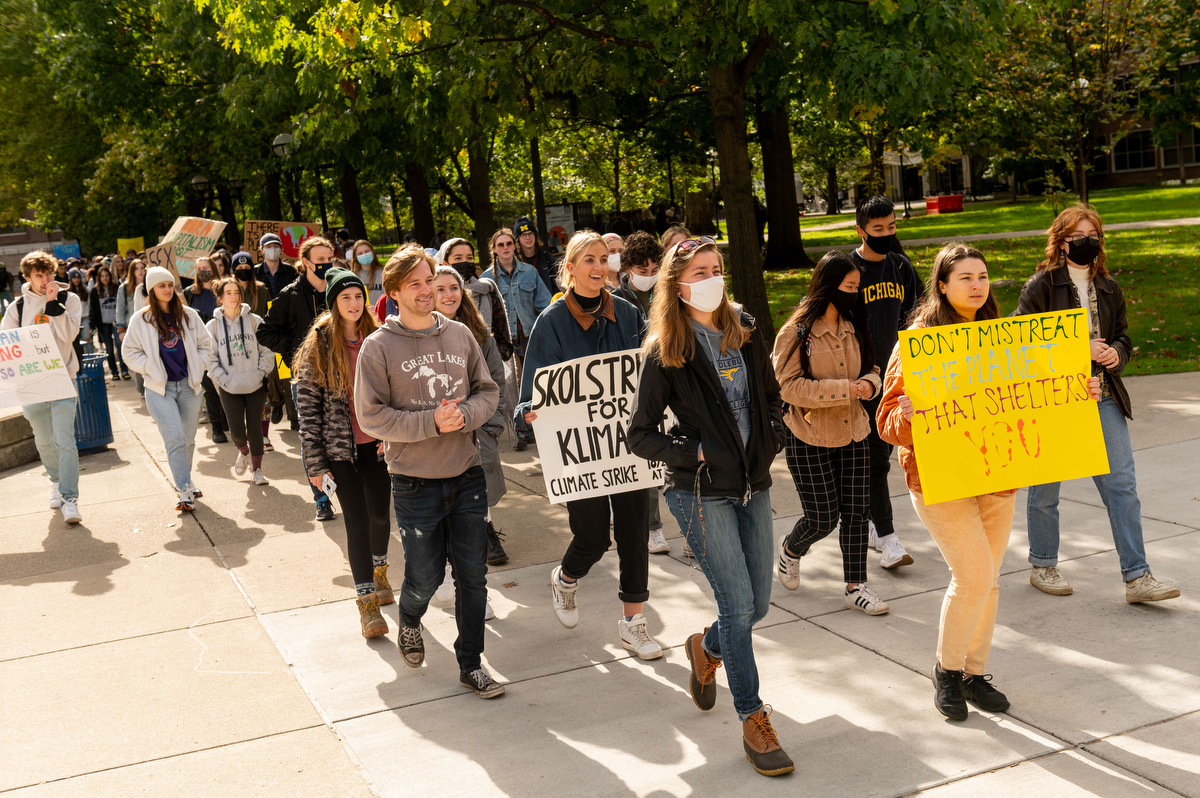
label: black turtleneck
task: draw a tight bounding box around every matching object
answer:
[571,289,602,313]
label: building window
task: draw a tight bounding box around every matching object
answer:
[1112,130,1157,172]
[1163,128,1198,167]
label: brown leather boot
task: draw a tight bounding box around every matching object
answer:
[743,706,794,776]
[357,593,388,639]
[684,628,722,711]
[373,563,394,605]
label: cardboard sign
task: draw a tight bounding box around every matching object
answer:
[142,242,179,284]
[529,349,664,504]
[898,310,1108,504]
[159,217,227,279]
[243,220,319,261]
[0,325,76,408]
[53,242,81,260]
[117,237,145,256]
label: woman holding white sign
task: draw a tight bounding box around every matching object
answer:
[1018,205,1178,604]
[628,237,792,777]
[515,230,661,661]
[772,251,886,615]
[877,242,1102,722]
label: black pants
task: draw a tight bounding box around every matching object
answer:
[266,368,297,424]
[563,490,650,603]
[784,431,871,584]
[201,374,227,435]
[218,387,267,456]
[862,394,895,538]
[328,442,392,587]
[96,323,127,378]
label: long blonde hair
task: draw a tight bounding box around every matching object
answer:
[434,267,489,347]
[294,285,379,395]
[643,239,750,368]
[1041,203,1108,279]
[556,230,606,290]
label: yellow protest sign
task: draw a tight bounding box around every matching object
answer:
[117,237,145,256]
[898,309,1108,504]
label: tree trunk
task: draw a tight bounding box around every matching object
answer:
[756,103,810,270]
[825,166,840,215]
[667,155,675,206]
[389,185,404,245]
[286,170,303,220]
[531,136,548,240]
[338,162,368,241]
[707,61,775,339]
[403,161,436,246]
[1076,137,1089,204]
[467,135,496,260]
[1009,171,1018,204]
[265,172,283,220]
[215,184,242,248]
[867,136,886,197]
[684,189,716,235]
[613,134,622,213]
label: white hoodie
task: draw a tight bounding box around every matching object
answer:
[122,304,212,397]
[205,303,275,395]
[0,281,83,377]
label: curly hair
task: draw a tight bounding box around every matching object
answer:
[622,231,662,271]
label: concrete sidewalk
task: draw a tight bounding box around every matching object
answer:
[2,370,1199,797]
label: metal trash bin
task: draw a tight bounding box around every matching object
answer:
[75,353,114,453]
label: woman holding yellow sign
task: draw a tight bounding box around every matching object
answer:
[1018,205,1179,604]
[878,242,1102,722]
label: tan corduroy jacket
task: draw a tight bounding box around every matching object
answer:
[771,316,881,448]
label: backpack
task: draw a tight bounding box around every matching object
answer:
[15,297,87,365]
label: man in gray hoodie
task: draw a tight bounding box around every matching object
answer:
[354,244,504,699]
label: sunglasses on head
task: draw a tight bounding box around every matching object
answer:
[674,236,716,254]
[1066,234,1102,247]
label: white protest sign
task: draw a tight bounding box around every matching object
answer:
[0,325,76,408]
[529,348,664,504]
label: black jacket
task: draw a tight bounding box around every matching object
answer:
[257,274,326,369]
[1014,267,1134,419]
[629,312,785,500]
[525,245,560,295]
[256,259,299,300]
[611,273,653,319]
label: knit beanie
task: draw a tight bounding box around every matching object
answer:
[230,251,254,270]
[513,217,535,238]
[145,266,175,291]
[324,267,365,307]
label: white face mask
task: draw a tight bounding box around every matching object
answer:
[679,275,725,313]
[607,253,621,272]
[264,246,282,261]
[629,272,658,292]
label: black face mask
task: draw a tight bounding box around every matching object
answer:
[863,232,895,255]
[234,268,253,281]
[453,261,477,282]
[1065,238,1101,265]
[830,288,858,320]
[311,261,333,281]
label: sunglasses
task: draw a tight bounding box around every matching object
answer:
[495,241,514,248]
[674,236,716,254]
[1066,235,1102,247]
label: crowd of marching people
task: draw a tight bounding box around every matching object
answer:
[3,196,1183,777]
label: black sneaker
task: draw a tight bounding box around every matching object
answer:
[514,436,528,452]
[315,497,335,521]
[212,429,228,444]
[270,404,283,424]
[486,521,508,566]
[398,624,425,668]
[963,674,1010,713]
[121,372,131,380]
[289,419,300,432]
[460,667,506,698]
[932,663,968,720]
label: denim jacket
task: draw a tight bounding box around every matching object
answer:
[481,260,552,345]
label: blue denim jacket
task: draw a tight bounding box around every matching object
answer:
[481,260,552,345]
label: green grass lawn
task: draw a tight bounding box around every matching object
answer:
[764,224,1200,376]
[796,184,1200,248]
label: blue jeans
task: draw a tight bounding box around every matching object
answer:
[291,381,326,506]
[1027,395,1149,581]
[145,380,203,492]
[23,380,80,502]
[666,488,774,721]
[392,465,489,672]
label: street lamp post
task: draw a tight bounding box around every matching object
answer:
[191,174,211,217]
[271,133,329,232]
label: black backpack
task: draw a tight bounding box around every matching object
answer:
[14,297,87,365]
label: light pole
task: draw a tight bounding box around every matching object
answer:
[272,133,328,229]
[191,174,211,217]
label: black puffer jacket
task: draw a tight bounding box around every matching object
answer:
[257,274,325,369]
[629,312,785,500]
[1014,267,1134,419]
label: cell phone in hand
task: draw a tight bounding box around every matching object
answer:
[321,472,337,501]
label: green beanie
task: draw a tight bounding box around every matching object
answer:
[324,267,366,307]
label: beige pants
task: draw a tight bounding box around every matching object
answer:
[911,490,1017,675]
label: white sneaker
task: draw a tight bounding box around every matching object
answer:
[234,452,248,476]
[845,584,889,615]
[253,469,269,485]
[49,482,63,510]
[484,599,495,621]
[550,566,579,628]
[777,535,801,591]
[618,613,663,660]
[867,521,882,552]
[648,527,670,554]
[880,535,914,569]
[61,501,82,525]
[433,564,454,605]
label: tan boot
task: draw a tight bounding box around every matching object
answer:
[684,628,722,711]
[742,706,794,776]
[374,563,394,605]
[357,593,388,639]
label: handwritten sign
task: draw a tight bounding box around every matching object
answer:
[159,217,227,279]
[243,220,319,261]
[142,242,179,285]
[53,242,81,260]
[117,237,145,256]
[530,349,664,504]
[0,325,76,408]
[899,310,1108,504]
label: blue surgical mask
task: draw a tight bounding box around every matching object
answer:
[356,252,373,267]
